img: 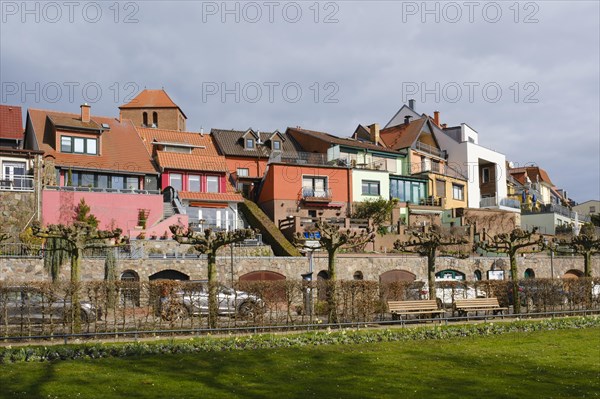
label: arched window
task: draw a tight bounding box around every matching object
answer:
[353,271,364,280]
[120,270,140,306]
[152,112,158,127]
[524,268,535,279]
[474,270,482,281]
[142,112,148,126]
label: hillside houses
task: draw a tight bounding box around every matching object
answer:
[0,90,591,243]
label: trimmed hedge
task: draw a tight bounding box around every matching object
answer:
[239,199,301,257]
[1,316,598,364]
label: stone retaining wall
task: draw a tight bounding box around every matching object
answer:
[1,254,597,283]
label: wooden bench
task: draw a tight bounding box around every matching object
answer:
[387,300,444,321]
[454,298,507,318]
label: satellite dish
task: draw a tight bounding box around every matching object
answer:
[508,161,514,168]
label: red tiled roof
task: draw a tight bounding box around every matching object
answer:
[509,167,554,186]
[137,127,227,172]
[136,127,220,156]
[0,105,23,140]
[156,152,228,172]
[286,127,400,154]
[178,191,243,203]
[119,89,187,116]
[27,108,157,174]
[379,117,427,150]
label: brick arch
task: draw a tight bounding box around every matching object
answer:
[148,269,190,281]
[239,270,286,281]
[379,269,416,284]
[563,269,583,279]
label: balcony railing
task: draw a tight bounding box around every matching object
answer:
[0,175,34,192]
[302,187,333,202]
[409,162,467,179]
[270,151,330,166]
[480,196,521,209]
[414,141,444,158]
[521,203,590,222]
[45,186,160,195]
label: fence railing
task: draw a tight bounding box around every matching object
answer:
[0,278,597,340]
[0,175,34,192]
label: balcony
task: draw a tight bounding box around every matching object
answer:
[521,203,590,222]
[45,186,160,195]
[270,151,331,166]
[409,162,467,180]
[302,187,333,202]
[0,175,34,192]
[480,196,521,210]
[414,142,445,158]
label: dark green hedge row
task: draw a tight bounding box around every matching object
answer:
[1,316,598,364]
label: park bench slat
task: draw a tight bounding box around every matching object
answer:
[454,298,507,316]
[387,300,444,321]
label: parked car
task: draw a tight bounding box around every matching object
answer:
[0,286,101,324]
[158,281,264,321]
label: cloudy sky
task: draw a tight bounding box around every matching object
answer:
[1,0,598,202]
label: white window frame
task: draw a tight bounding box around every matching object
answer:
[452,184,464,201]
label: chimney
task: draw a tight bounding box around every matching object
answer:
[369,123,380,145]
[408,99,416,110]
[404,115,413,125]
[433,111,440,127]
[80,103,91,123]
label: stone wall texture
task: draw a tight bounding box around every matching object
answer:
[1,253,597,283]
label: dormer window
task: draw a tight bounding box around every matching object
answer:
[246,138,255,149]
[272,140,281,150]
[61,135,97,155]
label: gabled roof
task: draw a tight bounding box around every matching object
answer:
[26,108,157,174]
[384,104,421,129]
[509,166,554,187]
[119,89,187,118]
[351,124,371,141]
[136,127,227,172]
[379,117,428,150]
[48,114,102,132]
[0,104,24,140]
[211,128,301,157]
[286,127,401,155]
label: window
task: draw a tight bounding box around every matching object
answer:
[272,140,281,150]
[142,112,148,126]
[237,168,249,177]
[152,112,158,127]
[590,206,596,213]
[2,161,27,189]
[362,180,380,196]
[111,175,124,190]
[189,175,200,192]
[246,138,254,149]
[482,167,490,183]
[125,177,139,190]
[452,184,464,201]
[60,136,97,155]
[302,176,327,197]
[206,176,219,193]
[170,173,183,191]
[390,179,426,204]
[436,179,446,198]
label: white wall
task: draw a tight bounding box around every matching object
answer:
[436,124,507,209]
[352,169,390,202]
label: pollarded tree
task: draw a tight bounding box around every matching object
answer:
[32,200,122,329]
[477,228,543,313]
[394,226,468,302]
[563,223,600,277]
[295,220,374,324]
[170,225,255,328]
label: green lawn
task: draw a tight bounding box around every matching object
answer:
[1,328,599,399]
